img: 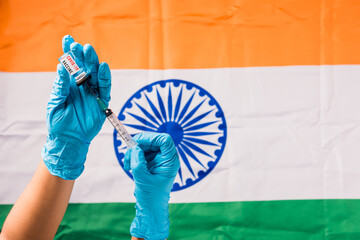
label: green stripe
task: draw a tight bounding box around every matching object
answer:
[1,200,360,239]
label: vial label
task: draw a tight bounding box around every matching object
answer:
[59,53,80,76]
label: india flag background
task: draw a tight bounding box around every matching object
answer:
[1,0,360,239]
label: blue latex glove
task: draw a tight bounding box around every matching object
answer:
[124,133,180,240]
[41,35,111,180]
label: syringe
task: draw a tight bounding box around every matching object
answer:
[85,82,137,149]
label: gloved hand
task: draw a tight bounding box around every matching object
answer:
[124,133,180,240]
[41,35,111,180]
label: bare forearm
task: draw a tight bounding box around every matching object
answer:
[1,161,74,240]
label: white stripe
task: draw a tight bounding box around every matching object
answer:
[1,65,360,204]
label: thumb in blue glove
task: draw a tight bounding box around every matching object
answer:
[41,35,111,180]
[124,132,180,240]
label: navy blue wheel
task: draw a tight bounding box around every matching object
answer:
[113,79,227,191]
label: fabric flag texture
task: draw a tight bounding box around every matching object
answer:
[1,1,360,239]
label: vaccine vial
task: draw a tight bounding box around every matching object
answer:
[58,52,90,86]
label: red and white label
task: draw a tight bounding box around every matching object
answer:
[59,53,80,75]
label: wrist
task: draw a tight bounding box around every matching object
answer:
[131,204,169,240]
[131,191,170,240]
[41,135,90,180]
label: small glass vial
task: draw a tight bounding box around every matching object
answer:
[58,52,90,86]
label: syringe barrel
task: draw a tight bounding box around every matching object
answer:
[106,110,137,148]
